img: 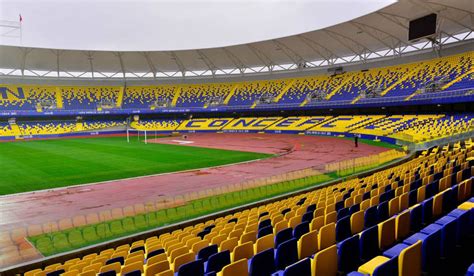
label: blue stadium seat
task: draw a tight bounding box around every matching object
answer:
[301,211,313,223]
[336,215,352,242]
[205,250,230,274]
[292,222,309,240]
[147,248,165,259]
[259,219,272,230]
[198,245,218,262]
[178,259,204,276]
[249,248,276,276]
[258,225,273,238]
[364,206,378,229]
[275,228,293,248]
[359,225,379,262]
[123,271,141,276]
[377,201,389,223]
[338,235,361,274]
[421,220,456,258]
[106,257,124,266]
[275,238,298,270]
[410,204,423,232]
[421,198,433,224]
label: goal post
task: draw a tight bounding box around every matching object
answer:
[126,129,148,144]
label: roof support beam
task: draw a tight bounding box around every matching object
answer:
[115,52,126,79]
[196,50,219,76]
[297,35,330,61]
[83,51,94,78]
[246,44,273,70]
[169,51,186,77]
[271,39,305,65]
[49,49,62,78]
[20,48,32,76]
[351,21,404,49]
[222,48,247,74]
[142,52,157,79]
[324,29,370,58]
[376,12,410,30]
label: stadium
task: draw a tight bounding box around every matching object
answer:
[0,0,473,275]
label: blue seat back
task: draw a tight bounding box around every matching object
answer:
[106,257,124,266]
[98,271,116,276]
[258,219,272,230]
[275,227,293,248]
[422,198,433,224]
[359,225,379,262]
[364,206,378,228]
[337,207,349,220]
[338,235,361,274]
[178,259,204,276]
[206,250,230,274]
[408,190,418,206]
[283,257,311,276]
[123,270,142,276]
[293,222,309,240]
[257,225,273,238]
[147,248,165,259]
[349,204,360,216]
[377,201,389,223]
[46,269,66,276]
[302,211,313,223]
[306,204,316,213]
[249,248,275,276]
[275,238,298,270]
[198,244,218,262]
[410,204,423,232]
[336,215,351,242]
[421,230,442,273]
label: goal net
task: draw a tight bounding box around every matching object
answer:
[126,129,148,144]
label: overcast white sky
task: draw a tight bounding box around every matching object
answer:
[0,0,395,51]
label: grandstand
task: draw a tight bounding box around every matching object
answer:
[1,52,473,115]
[0,0,473,275]
[2,115,472,144]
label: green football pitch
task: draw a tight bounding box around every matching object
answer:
[0,137,272,195]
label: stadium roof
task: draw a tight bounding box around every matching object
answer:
[0,0,472,80]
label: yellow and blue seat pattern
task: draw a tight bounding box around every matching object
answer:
[82,120,126,131]
[0,52,472,111]
[123,86,175,109]
[177,83,234,108]
[61,87,120,110]
[2,114,473,144]
[0,85,56,110]
[132,120,183,131]
[18,121,77,136]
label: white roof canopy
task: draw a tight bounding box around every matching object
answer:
[0,0,395,51]
[0,0,472,80]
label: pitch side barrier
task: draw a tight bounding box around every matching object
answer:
[0,146,415,276]
[0,130,127,141]
[0,128,402,145]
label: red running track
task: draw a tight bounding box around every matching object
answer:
[0,133,389,267]
[1,133,388,231]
